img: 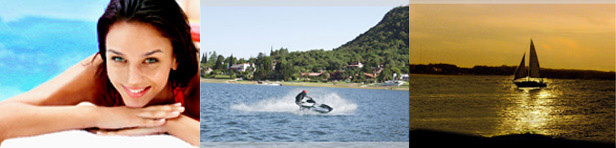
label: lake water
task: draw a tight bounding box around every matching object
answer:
[410,74,615,143]
[200,83,409,142]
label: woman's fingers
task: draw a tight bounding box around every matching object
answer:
[135,118,166,127]
[94,103,183,129]
[135,106,184,119]
[143,103,182,112]
[97,126,165,136]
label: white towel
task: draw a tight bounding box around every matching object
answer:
[1,130,196,148]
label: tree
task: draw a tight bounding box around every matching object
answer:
[201,53,207,64]
[390,67,402,80]
[361,61,373,73]
[207,51,217,68]
[214,55,224,70]
[276,60,296,81]
[274,60,284,80]
[319,72,330,82]
[378,68,393,82]
[253,53,273,80]
[227,54,236,68]
[202,6,409,82]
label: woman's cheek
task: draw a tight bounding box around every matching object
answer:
[106,65,126,82]
[145,65,170,85]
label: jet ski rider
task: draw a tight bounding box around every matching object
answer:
[295,90,315,110]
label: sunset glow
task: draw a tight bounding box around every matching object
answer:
[410,4,615,71]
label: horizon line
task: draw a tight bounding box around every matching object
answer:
[410,63,616,72]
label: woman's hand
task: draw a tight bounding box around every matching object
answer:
[78,102,185,130]
[94,114,199,146]
[92,126,167,136]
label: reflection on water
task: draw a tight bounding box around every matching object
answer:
[410,74,615,143]
[497,88,556,136]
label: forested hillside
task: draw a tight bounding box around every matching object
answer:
[202,6,410,82]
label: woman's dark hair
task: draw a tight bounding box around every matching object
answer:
[95,0,198,106]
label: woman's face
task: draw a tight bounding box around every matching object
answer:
[105,22,177,108]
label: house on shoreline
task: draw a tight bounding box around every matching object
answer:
[347,61,363,69]
[229,63,254,72]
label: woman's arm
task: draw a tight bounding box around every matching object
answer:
[165,115,199,146]
[0,102,96,141]
[0,101,183,141]
[95,114,199,146]
[0,54,182,141]
[167,72,200,146]
[165,71,200,145]
[0,54,101,141]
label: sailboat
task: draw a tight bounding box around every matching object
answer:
[513,39,547,87]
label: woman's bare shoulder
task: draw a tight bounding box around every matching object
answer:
[3,53,105,106]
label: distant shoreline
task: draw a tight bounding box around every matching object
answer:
[200,78,409,91]
[409,73,616,81]
[410,64,615,80]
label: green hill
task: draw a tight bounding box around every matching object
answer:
[334,6,409,68]
[279,5,409,73]
[204,6,410,82]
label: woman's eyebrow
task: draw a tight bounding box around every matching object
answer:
[144,49,162,56]
[107,49,124,56]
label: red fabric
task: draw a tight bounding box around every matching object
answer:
[173,87,185,106]
[173,87,198,121]
[190,23,200,42]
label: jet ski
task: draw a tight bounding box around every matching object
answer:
[300,98,333,113]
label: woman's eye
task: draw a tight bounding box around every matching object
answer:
[111,57,126,63]
[144,58,158,64]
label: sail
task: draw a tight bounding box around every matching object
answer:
[513,53,526,80]
[528,39,540,78]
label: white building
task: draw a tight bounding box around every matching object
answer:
[400,74,409,81]
[229,63,253,72]
[347,61,363,68]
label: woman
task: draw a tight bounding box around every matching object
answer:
[0,0,199,146]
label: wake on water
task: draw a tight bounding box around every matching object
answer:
[230,89,358,115]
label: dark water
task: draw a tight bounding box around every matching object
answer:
[410,74,615,143]
[200,83,409,142]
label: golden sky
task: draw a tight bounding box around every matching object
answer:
[409,4,615,72]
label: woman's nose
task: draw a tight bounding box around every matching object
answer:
[127,64,144,85]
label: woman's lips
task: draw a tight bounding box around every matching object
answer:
[122,86,151,98]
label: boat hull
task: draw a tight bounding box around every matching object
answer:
[514,81,547,87]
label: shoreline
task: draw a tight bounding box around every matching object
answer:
[200,78,409,91]
[410,73,616,80]
[410,129,614,147]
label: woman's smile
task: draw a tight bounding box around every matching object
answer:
[122,85,151,98]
